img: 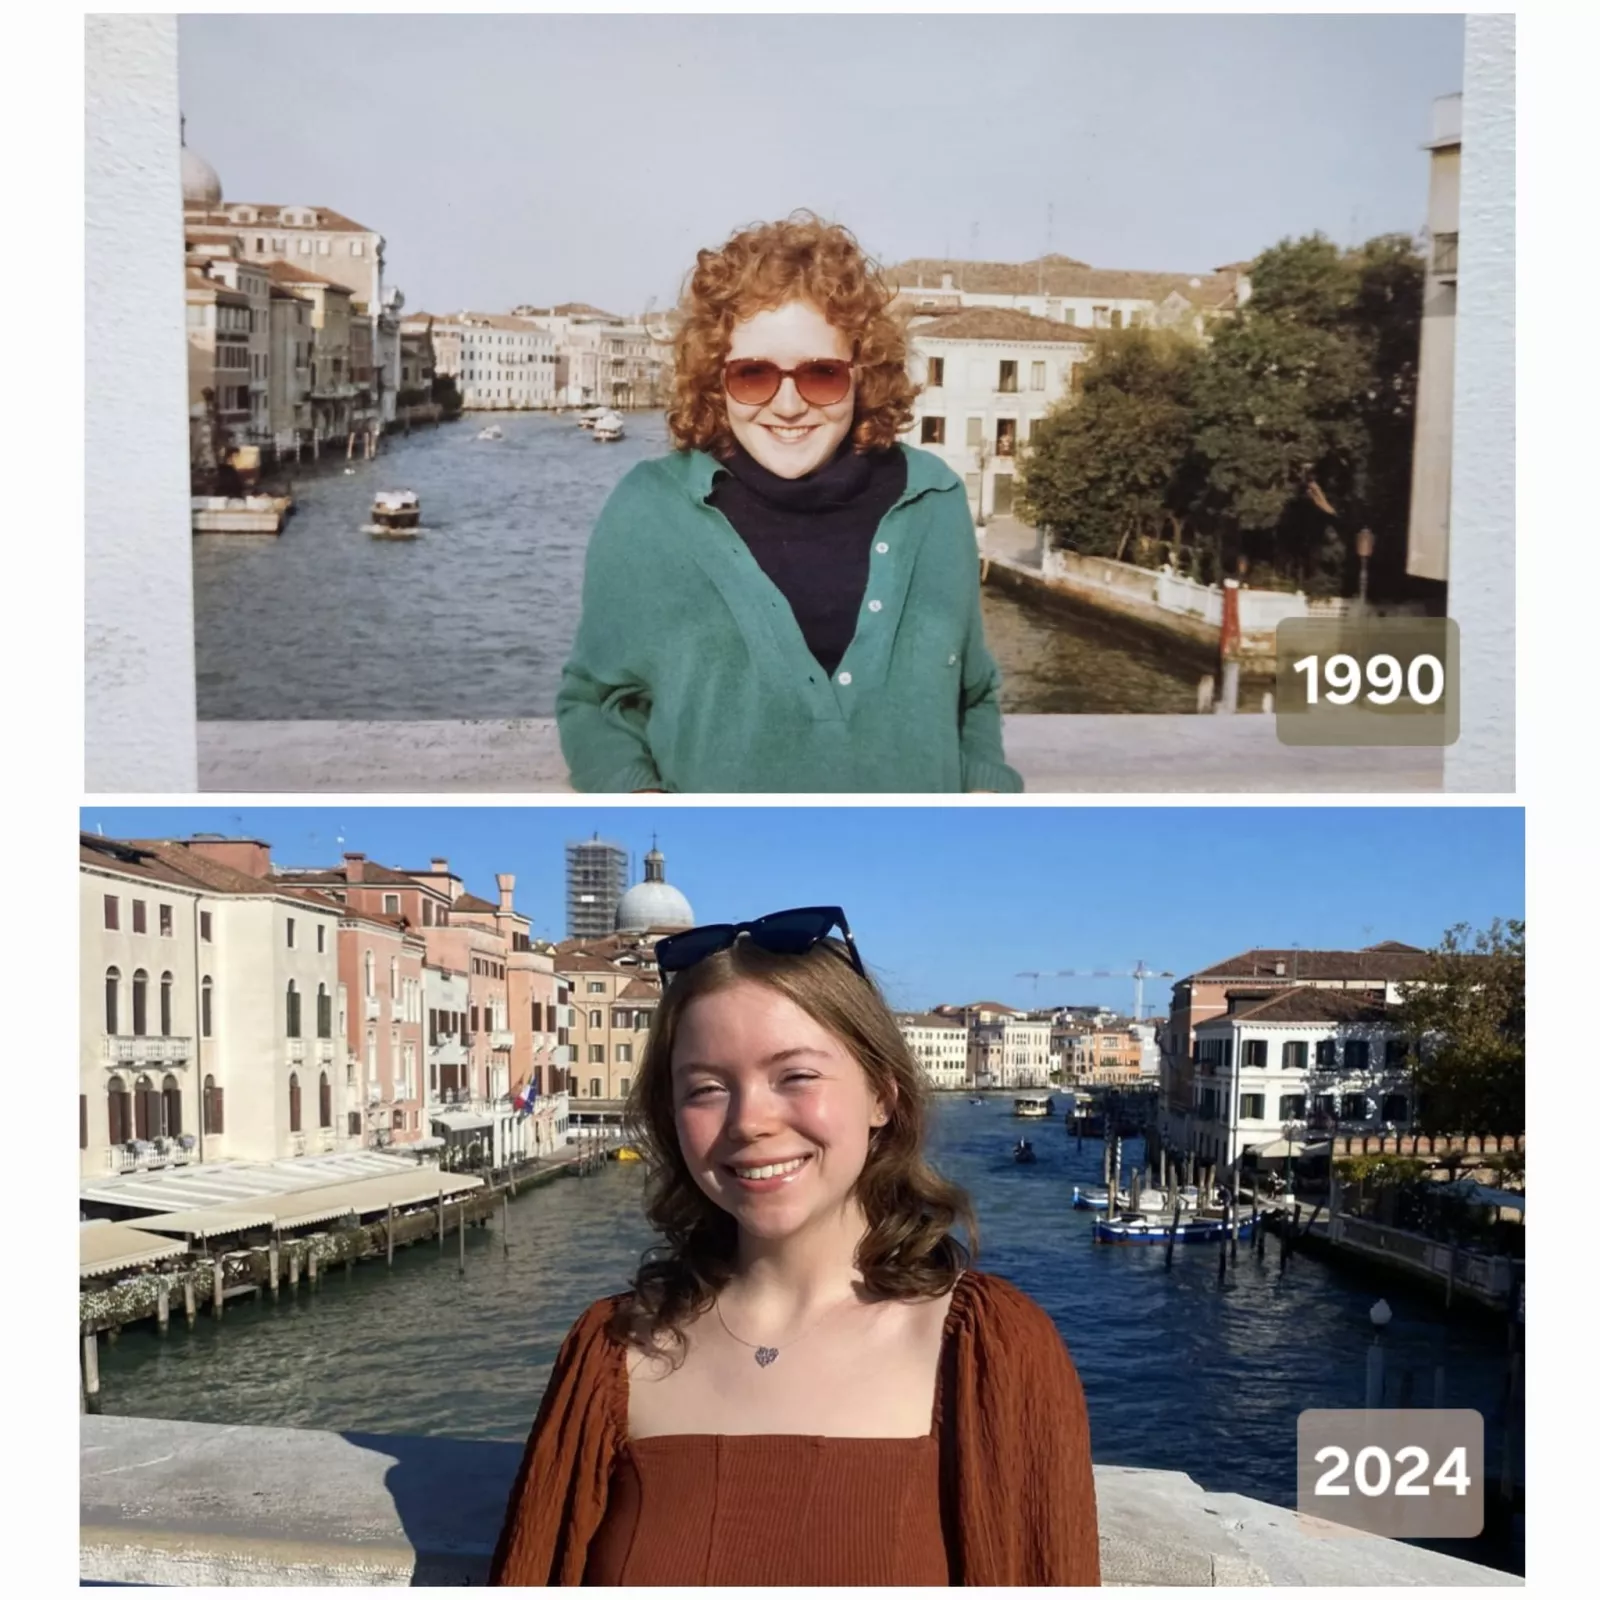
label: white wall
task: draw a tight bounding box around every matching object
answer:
[85,15,197,790]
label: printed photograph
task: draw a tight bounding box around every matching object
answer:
[78,806,1525,1583]
[88,11,1499,791]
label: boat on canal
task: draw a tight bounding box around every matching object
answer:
[1013,1092,1053,1118]
[576,406,606,429]
[1093,1211,1258,1245]
[191,493,293,535]
[1013,1139,1037,1164]
[1074,1183,1202,1214]
[476,424,504,441]
[364,490,423,539]
[592,409,625,442]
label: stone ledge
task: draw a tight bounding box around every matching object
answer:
[80,1415,1515,1586]
[196,716,1446,793]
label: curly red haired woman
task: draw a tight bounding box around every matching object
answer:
[555,213,1022,794]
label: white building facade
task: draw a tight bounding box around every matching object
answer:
[454,314,558,410]
[907,308,1097,522]
[896,1013,970,1090]
[1190,990,1412,1172]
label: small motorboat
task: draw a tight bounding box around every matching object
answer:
[1071,1185,1127,1211]
[592,409,625,442]
[476,424,504,441]
[1013,1093,1053,1119]
[364,489,423,539]
[1013,1139,1037,1165]
[615,1146,643,1163]
[576,406,606,429]
[968,1097,985,1106]
[191,493,293,535]
[1093,1212,1257,1246]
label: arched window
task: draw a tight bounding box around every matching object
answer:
[107,1075,130,1146]
[133,1073,155,1140]
[286,980,301,1039]
[203,1074,224,1135]
[288,1072,302,1133]
[365,1029,376,1080]
[364,949,375,998]
[162,1073,182,1138]
[316,983,331,1039]
[201,977,213,1038]
[131,969,149,1037]
[105,967,120,1035]
[319,1071,332,1128]
[160,972,174,1038]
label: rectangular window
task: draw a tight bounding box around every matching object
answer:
[286,917,296,949]
[616,1043,633,1063]
[1279,1093,1306,1121]
[384,893,400,914]
[1282,1040,1308,1071]
[1110,309,1124,329]
[198,909,212,942]
[80,1094,88,1150]
[1341,1093,1369,1120]
[1239,1093,1266,1120]
[132,899,147,933]
[1092,306,1110,329]
[965,417,983,448]
[1314,1093,1337,1118]
[926,356,944,387]
[317,924,326,953]
[587,980,606,994]
[589,1079,603,1098]
[920,416,945,444]
[1315,1039,1338,1067]
[589,1044,605,1064]
[995,418,1017,457]
[1384,1038,1409,1070]
[1345,1039,1371,1072]
[159,903,173,936]
[997,360,1018,393]
[1242,1039,1267,1068]
[1030,361,1046,391]
[1381,1092,1409,1123]
[1061,308,1077,326]
[104,895,119,930]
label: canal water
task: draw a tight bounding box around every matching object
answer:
[94,1101,1521,1573]
[193,412,1211,721]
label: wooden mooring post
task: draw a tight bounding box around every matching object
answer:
[386,1203,396,1267]
[502,1191,510,1256]
[156,1280,170,1333]
[1165,1194,1180,1271]
[458,1203,467,1276]
[212,1260,225,1319]
[288,1248,301,1292]
[438,1190,446,1253]
[307,1246,318,1288]
[269,1237,280,1297]
[1229,1195,1239,1265]
[184,1277,197,1323]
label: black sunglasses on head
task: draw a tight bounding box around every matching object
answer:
[655,906,867,983]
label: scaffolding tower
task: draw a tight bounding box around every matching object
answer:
[565,836,629,940]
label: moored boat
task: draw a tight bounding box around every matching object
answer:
[191,493,292,535]
[1013,1093,1053,1119]
[592,409,625,442]
[1093,1212,1257,1245]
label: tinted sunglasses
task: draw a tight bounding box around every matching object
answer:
[655,905,867,983]
[722,358,855,409]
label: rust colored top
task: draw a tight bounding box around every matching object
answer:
[581,1434,949,1585]
[490,1270,1100,1586]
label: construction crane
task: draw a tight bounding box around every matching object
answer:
[1045,961,1175,1022]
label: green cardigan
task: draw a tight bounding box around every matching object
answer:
[555,444,1024,793]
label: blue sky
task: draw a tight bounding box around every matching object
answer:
[177,12,1464,316]
[80,807,1522,1016]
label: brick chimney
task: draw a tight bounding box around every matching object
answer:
[497,873,515,911]
[343,851,366,883]
[184,838,272,879]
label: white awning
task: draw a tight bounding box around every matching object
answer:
[431,1110,494,1133]
[80,1223,189,1278]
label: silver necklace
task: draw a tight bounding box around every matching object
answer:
[713,1292,852,1368]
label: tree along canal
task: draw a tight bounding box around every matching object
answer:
[194,411,1215,720]
[93,1100,1522,1573]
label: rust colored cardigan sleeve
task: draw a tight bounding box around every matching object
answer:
[941,1271,1101,1586]
[488,1297,627,1585]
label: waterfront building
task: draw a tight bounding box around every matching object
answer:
[448,313,557,411]
[264,261,357,446]
[905,307,1097,522]
[945,1002,1051,1089]
[565,835,629,940]
[184,228,272,449]
[398,322,437,403]
[404,313,462,393]
[183,265,252,470]
[512,303,667,408]
[266,280,314,447]
[895,1012,970,1090]
[1158,943,1443,1156]
[81,834,349,1178]
[1407,92,1462,583]
[554,947,661,1102]
[182,131,406,427]
[1190,987,1412,1170]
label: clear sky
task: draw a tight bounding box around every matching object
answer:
[80,806,1522,1016]
[177,12,1464,317]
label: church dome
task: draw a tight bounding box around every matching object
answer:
[181,126,222,206]
[615,843,694,933]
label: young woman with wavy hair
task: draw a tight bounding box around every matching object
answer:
[490,910,1099,1585]
[555,213,1022,794]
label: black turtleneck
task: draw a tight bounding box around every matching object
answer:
[708,436,909,678]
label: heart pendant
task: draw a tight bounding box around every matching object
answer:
[754,1346,779,1367]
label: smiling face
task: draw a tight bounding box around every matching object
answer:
[723,299,857,479]
[671,978,889,1243]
